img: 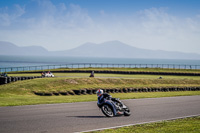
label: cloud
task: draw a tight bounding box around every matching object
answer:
[0,1,200,54]
[23,1,94,31]
[98,7,200,53]
[0,4,25,26]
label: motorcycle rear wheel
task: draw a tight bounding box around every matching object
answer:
[101,104,114,117]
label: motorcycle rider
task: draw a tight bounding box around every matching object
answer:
[96,89,111,106]
[96,89,122,113]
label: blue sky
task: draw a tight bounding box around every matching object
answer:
[0,0,200,54]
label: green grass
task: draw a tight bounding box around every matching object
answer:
[1,72,200,106]
[7,67,200,74]
[93,116,200,133]
[8,73,42,76]
[1,77,200,95]
[0,91,200,106]
[66,67,200,73]
[8,73,200,80]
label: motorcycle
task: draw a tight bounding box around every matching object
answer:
[97,96,131,117]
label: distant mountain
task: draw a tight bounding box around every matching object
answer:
[0,40,200,59]
[52,40,200,59]
[0,41,48,56]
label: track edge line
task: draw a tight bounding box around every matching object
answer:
[77,114,200,133]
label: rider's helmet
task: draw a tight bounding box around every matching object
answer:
[96,89,103,97]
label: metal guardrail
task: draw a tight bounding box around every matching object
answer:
[0,63,200,73]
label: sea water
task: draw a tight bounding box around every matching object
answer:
[0,55,200,71]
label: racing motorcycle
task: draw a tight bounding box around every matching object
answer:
[97,96,131,117]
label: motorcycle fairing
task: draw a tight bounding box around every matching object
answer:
[104,99,118,115]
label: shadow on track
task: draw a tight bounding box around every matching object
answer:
[67,116,106,118]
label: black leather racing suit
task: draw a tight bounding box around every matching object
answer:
[97,93,111,107]
[97,93,120,110]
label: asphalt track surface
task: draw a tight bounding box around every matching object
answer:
[0,96,199,133]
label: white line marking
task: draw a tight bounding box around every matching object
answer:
[77,114,200,133]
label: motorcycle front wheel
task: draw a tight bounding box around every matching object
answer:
[124,107,131,116]
[101,104,114,117]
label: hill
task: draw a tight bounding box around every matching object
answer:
[52,41,200,59]
[0,41,48,56]
[0,40,200,59]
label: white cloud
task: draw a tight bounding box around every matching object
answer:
[0,4,25,26]
[104,7,200,54]
[0,1,200,54]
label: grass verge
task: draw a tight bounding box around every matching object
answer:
[0,91,200,106]
[7,67,200,74]
[8,73,200,80]
[1,73,200,106]
[1,77,200,95]
[91,116,200,133]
